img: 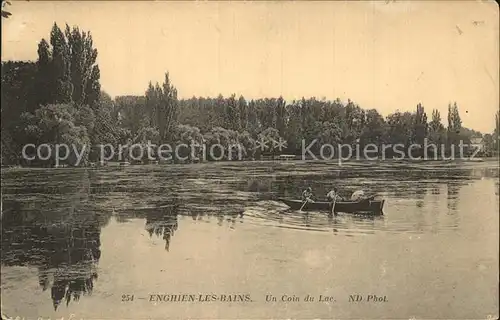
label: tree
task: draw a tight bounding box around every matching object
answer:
[64,24,101,106]
[237,96,248,132]
[171,124,204,162]
[36,39,53,107]
[19,104,90,166]
[2,22,104,165]
[428,109,445,145]
[386,111,414,147]
[447,102,462,146]
[114,95,148,135]
[224,94,239,131]
[1,61,38,164]
[256,127,283,157]
[459,127,481,145]
[246,99,261,135]
[413,103,428,145]
[88,91,121,161]
[361,109,386,146]
[203,127,238,161]
[483,134,494,155]
[284,101,304,154]
[34,23,101,108]
[275,96,287,136]
[299,98,319,145]
[313,121,342,155]
[177,97,207,130]
[49,23,73,103]
[343,99,365,145]
[145,73,178,143]
[237,131,256,160]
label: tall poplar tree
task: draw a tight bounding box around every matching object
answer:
[64,24,100,106]
[428,109,445,144]
[447,102,462,145]
[413,103,428,145]
[145,73,178,143]
[35,23,101,108]
[50,23,73,103]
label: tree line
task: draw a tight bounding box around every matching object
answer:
[2,23,499,166]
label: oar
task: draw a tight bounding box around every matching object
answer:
[299,198,309,211]
[331,198,337,215]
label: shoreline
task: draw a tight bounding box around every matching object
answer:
[1,156,498,170]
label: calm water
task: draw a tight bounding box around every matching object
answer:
[1,160,498,319]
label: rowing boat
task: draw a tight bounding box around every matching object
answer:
[278,198,385,214]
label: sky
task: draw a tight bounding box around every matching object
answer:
[2,1,499,133]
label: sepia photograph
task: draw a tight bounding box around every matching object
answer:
[1,1,499,319]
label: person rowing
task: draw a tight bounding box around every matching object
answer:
[326,187,343,202]
[326,187,342,215]
[302,187,314,202]
[299,187,314,211]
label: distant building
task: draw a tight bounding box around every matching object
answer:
[274,154,296,161]
[470,137,485,152]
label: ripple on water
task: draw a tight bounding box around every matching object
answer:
[239,195,468,237]
[241,201,385,236]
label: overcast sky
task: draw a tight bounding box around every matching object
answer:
[2,1,498,132]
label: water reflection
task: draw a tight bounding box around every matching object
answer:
[145,205,179,251]
[1,170,108,310]
[447,183,461,211]
[431,186,441,195]
[416,188,425,208]
[1,161,498,314]
[1,199,102,310]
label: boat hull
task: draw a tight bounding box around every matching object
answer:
[278,198,384,214]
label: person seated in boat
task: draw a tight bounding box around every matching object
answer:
[350,190,366,201]
[326,187,343,202]
[302,187,314,202]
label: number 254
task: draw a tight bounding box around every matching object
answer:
[122,294,134,302]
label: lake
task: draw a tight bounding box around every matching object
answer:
[1,160,498,319]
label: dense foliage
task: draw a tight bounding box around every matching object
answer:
[2,23,499,166]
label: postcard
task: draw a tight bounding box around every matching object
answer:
[1,1,499,319]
